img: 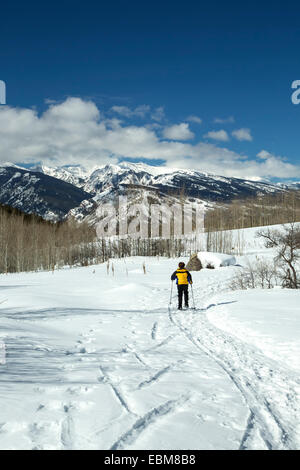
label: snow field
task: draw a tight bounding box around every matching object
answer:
[197,252,236,268]
[0,247,299,450]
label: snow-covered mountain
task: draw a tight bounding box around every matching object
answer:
[0,161,297,221]
[0,166,93,220]
[32,164,91,189]
[36,161,287,196]
[276,181,300,191]
[62,162,290,223]
[44,162,287,199]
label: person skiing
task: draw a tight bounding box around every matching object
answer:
[171,262,193,310]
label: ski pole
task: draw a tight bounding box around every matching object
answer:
[191,284,196,310]
[169,281,173,307]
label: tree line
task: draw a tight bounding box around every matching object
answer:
[1,189,299,274]
[205,190,300,232]
[0,204,191,273]
[0,205,97,273]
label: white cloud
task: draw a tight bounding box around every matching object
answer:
[232,128,253,141]
[186,115,202,124]
[0,97,299,180]
[250,150,299,178]
[151,106,165,122]
[110,104,150,118]
[257,150,270,160]
[214,116,235,124]
[104,118,123,130]
[163,123,194,141]
[167,144,300,180]
[204,130,229,142]
[44,98,58,105]
[110,106,133,117]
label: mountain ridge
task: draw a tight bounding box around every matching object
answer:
[0,161,298,222]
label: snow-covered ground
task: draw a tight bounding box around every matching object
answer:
[197,251,236,268]
[0,247,299,449]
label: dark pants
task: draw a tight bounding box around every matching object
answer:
[177,284,189,309]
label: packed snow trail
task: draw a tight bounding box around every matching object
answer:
[169,295,300,450]
[0,257,299,450]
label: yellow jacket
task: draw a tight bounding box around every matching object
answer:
[171,269,192,285]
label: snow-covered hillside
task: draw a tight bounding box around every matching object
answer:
[0,162,297,221]
[0,166,93,220]
[34,162,292,223]
[32,165,91,188]
[0,227,299,450]
[37,161,286,200]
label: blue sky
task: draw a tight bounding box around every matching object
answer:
[1,0,300,180]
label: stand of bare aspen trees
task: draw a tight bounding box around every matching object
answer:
[0,205,98,273]
[205,191,300,232]
[0,205,192,273]
[205,191,300,254]
[0,190,299,274]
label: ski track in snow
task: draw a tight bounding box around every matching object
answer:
[98,365,134,415]
[168,283,300,450]
[60,404,76,450]
[151,322,158,340]
[110,394,190,450]
[0,261,299,450]
[137,361,183,390]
